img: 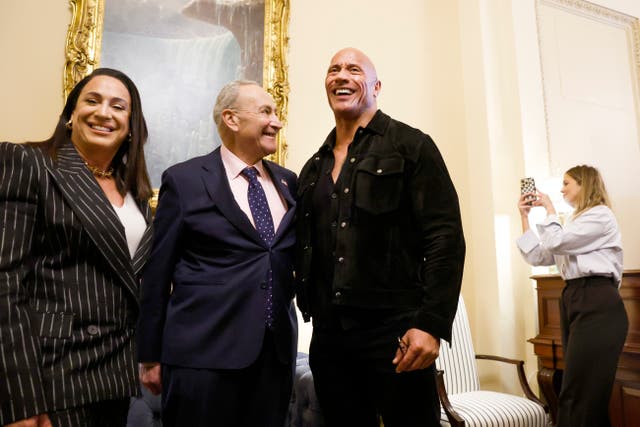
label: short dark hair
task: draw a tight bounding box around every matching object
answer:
[36,68,152,201]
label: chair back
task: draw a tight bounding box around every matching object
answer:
[435,296,480,394]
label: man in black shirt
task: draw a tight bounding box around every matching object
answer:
[296,47,466,426]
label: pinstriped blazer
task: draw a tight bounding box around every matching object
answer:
[0,141,153,425]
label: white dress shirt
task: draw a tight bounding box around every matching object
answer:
[220,144,287,231]
[516,205,623,286]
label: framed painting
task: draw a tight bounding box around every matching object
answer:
[63,0,290,189]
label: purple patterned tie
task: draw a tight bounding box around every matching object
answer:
[241,166,275,328]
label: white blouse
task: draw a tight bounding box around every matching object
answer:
[516,205,623,285]
[112,192,146,258]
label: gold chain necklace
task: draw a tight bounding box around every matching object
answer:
[84,162,114,178]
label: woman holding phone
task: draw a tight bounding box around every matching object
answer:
[516,165,628,427]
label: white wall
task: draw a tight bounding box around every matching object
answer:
[452,0,561,392]
[0,1,69,142]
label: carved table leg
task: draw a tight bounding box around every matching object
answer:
[538,367,562,425]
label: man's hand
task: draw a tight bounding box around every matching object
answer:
[5,414,51,427]
[139,362,162,395]
[392,328,440,373]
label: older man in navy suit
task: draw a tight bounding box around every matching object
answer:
[137,80,297,427]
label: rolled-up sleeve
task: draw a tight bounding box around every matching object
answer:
[516,229,555,266]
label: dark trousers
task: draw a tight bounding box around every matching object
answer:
[309,318,440,427]
[48,398,130,427]
[161,330,293,427]
[557,276,628,427]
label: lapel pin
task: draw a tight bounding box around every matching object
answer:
[281,179,288,187]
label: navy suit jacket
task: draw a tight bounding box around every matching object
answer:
[137,148,298,369]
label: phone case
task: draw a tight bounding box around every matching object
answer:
[520,177,536,204]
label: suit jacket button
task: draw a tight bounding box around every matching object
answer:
[87,325,100,336]
[260,282,267,289]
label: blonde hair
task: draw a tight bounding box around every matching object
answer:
[566,165,611,218]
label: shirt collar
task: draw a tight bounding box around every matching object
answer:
[220,144,267,179]
[319,109,389,153]
[366,109,390,135]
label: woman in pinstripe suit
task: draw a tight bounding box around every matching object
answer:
[1,68,153,427]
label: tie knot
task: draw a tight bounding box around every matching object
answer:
[241,166,259,182]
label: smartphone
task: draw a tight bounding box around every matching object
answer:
[520,177,536,205]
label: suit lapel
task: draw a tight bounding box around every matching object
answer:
[263,162,296,244]
[132,201,153,276]
[46,143,139,300]
[200,150,265,246]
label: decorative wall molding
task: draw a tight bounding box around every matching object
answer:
[535,0,640,162]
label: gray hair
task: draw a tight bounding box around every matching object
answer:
[213,80,262,129]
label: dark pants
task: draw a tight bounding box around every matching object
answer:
[309,318,440,427]
[161,330,293,427]
[557,276,628,427]
[48,398,130,427]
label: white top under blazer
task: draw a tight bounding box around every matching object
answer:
[112,192,146,258]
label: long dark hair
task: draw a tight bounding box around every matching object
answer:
[36,68,152,201]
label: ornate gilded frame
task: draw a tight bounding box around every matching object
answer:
[63,0,290,165]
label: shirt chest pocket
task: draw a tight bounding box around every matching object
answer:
[355,156,404,214]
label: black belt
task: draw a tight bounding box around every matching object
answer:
[565,275,615,287]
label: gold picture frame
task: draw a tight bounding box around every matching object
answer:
[63,0,290,168]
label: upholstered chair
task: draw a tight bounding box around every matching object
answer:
[436,297,549,427]
[288,352,324,427]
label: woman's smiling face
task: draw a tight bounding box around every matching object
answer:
[561,173,581,207]
[69,75,131,158]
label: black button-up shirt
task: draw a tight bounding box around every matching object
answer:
[310,127,384,328]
